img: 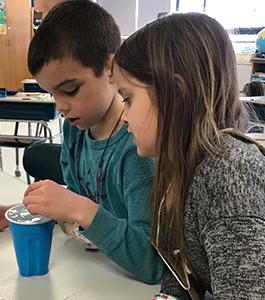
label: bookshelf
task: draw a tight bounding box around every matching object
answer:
[250,57,265,81]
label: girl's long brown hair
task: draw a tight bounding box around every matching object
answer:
[114,13,247,276]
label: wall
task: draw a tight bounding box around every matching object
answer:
[137,0,170,30]
[33,0,171,36]
[98,0,171,36]
[98,0,136,36]
[32,0,252,91]
[236,54,252,95]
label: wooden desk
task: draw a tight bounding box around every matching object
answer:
[0,172,159,299]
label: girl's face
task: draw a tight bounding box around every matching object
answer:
[114,66,157,157]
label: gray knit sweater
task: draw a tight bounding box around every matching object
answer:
[161,133,265,299]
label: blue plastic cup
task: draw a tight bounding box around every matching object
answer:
[5,204,55,277]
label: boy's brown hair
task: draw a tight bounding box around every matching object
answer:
[28,0,121,77]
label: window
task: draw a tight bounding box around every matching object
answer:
[170,0,265,53]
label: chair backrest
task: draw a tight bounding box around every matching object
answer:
[242,80,265,97]
[22,143,65,185]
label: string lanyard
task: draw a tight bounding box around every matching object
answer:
[94,110,124,203]
[77,110,124,203]
[156,195,191,291]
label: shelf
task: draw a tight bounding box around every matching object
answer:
[251,58,265,64]
[250,57,265,80]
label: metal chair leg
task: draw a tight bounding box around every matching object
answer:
[15,147,21,177]
[0,147,3,171]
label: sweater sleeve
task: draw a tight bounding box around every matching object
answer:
[79,145,164,284]
[201,217,265,298]
[161,137,265,299]
[199,141,265,298]
[161,210,265,298]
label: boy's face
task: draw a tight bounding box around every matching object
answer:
[35,58,116,130]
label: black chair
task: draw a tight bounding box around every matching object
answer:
[242,80,265,134]
[22,143,65,185]
[0,122,47,177]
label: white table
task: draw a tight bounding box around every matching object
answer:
[0,93,63,143]
[239,95,265,104]
[0,172,160,299]
[240,95,265,147]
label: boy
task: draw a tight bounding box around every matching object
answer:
[1,0,163,284]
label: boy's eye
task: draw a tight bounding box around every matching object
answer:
[65,87,79,96]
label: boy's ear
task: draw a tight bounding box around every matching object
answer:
[107,54,115,83]
[174,74,186,96]
[106,54,114,71]
[106,54,114,68]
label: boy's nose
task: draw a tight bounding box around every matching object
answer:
[55,97,70,114]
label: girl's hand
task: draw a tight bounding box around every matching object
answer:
[0,204,18,231]
[23,180,98,229]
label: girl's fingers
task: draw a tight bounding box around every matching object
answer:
[0,218,9,231]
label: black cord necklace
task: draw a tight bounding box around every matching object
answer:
[77,110,124,203]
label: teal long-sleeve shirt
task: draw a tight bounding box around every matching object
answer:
[60,120,163,284]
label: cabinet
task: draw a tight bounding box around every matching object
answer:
[0,0,32,91]
[33,0,60,19]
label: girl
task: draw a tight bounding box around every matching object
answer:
[113,13,265,299]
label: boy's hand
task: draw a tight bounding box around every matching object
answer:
[23,180,98,229]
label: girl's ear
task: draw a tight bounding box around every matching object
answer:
[174,74,186,96]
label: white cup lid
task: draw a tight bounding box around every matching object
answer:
[5,204,52,225]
